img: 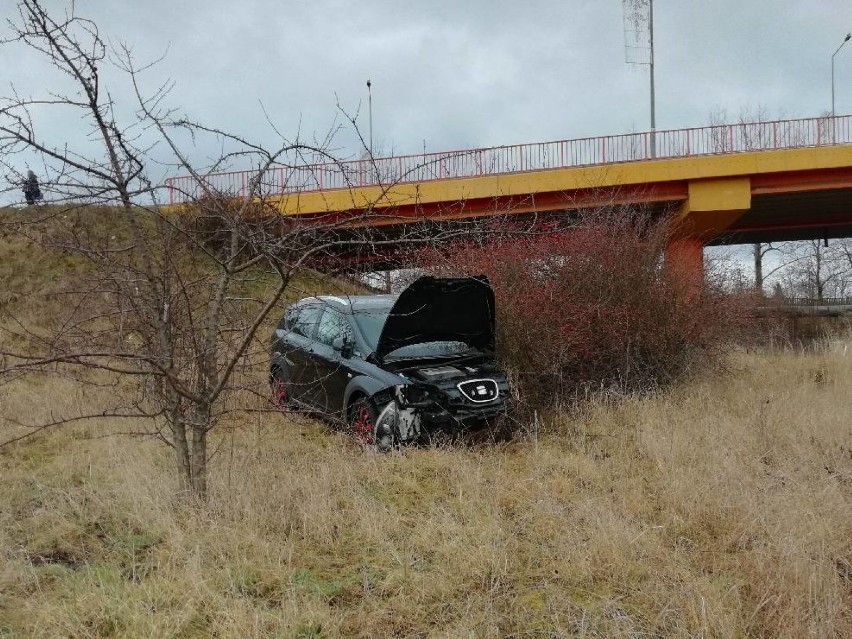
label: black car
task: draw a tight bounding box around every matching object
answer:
[269,276,511,448]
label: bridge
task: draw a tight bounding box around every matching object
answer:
[769,297,852,317]
[167,114,852,280]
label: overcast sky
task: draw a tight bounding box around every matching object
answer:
[4,0,852,170]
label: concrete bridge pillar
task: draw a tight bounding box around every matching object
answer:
[666,236,704,287]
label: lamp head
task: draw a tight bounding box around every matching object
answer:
[846,33,851,42]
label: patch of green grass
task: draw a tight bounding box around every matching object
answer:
[290,568,353,600]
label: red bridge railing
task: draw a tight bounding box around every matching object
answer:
[166,114,852,204]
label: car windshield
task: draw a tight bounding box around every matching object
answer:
[352,308,470,359]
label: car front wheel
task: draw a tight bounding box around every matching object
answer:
[348,398,394,450]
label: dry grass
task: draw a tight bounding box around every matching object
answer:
[1,347,851,638]
[2,206,851,636]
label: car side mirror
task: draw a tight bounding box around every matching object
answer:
[332,335,354,358]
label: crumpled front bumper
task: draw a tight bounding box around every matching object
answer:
[374,385,508,446]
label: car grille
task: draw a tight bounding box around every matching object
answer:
[456,378,499,403]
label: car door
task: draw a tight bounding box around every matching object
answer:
[309,307,358,414]
[275,304,322,404]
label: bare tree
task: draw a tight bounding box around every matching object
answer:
[753,242,781,293]
[0,0,487,497]
[775,240,850,301]
[707,107,731,153]
[839,238,852,275]
[738,105,772,151]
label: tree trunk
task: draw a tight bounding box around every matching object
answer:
[814,242,824,302]
[171,420,193,494]
[753,243,764,293]
[190,423,207,498]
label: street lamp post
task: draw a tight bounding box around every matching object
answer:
[832,32,851,141]
[366,78,389,290]
[366,79,373,157]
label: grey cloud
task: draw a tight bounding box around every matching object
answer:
[3,0,851,176]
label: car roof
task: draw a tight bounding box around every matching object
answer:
[292,294,397,313]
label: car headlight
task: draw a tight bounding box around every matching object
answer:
[402,384,431,405]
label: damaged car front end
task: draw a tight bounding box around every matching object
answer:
[370,361,511,448]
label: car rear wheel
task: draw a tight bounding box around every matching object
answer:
[269,368,291,409]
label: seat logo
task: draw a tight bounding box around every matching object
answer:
[457,379,499,403]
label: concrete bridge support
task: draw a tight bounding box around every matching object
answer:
[666,236,704,286]
[667,175,752,286]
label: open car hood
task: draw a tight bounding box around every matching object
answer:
[375,275,496,362]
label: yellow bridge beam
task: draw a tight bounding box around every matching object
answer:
[267,146,852,232]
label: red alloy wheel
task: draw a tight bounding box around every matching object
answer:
[350,403,375,445]
[271,377,289,408]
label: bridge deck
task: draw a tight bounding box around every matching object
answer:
[166,115,852,244]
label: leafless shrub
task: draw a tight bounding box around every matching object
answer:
[419,209,759,408]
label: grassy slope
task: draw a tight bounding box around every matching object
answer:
[0,205,359,319]
[1,207,851,637]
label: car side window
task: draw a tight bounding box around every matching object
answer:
[316,308,353,347]
[291,305,322,339]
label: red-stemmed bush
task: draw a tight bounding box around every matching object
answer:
[419,211,756,407]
